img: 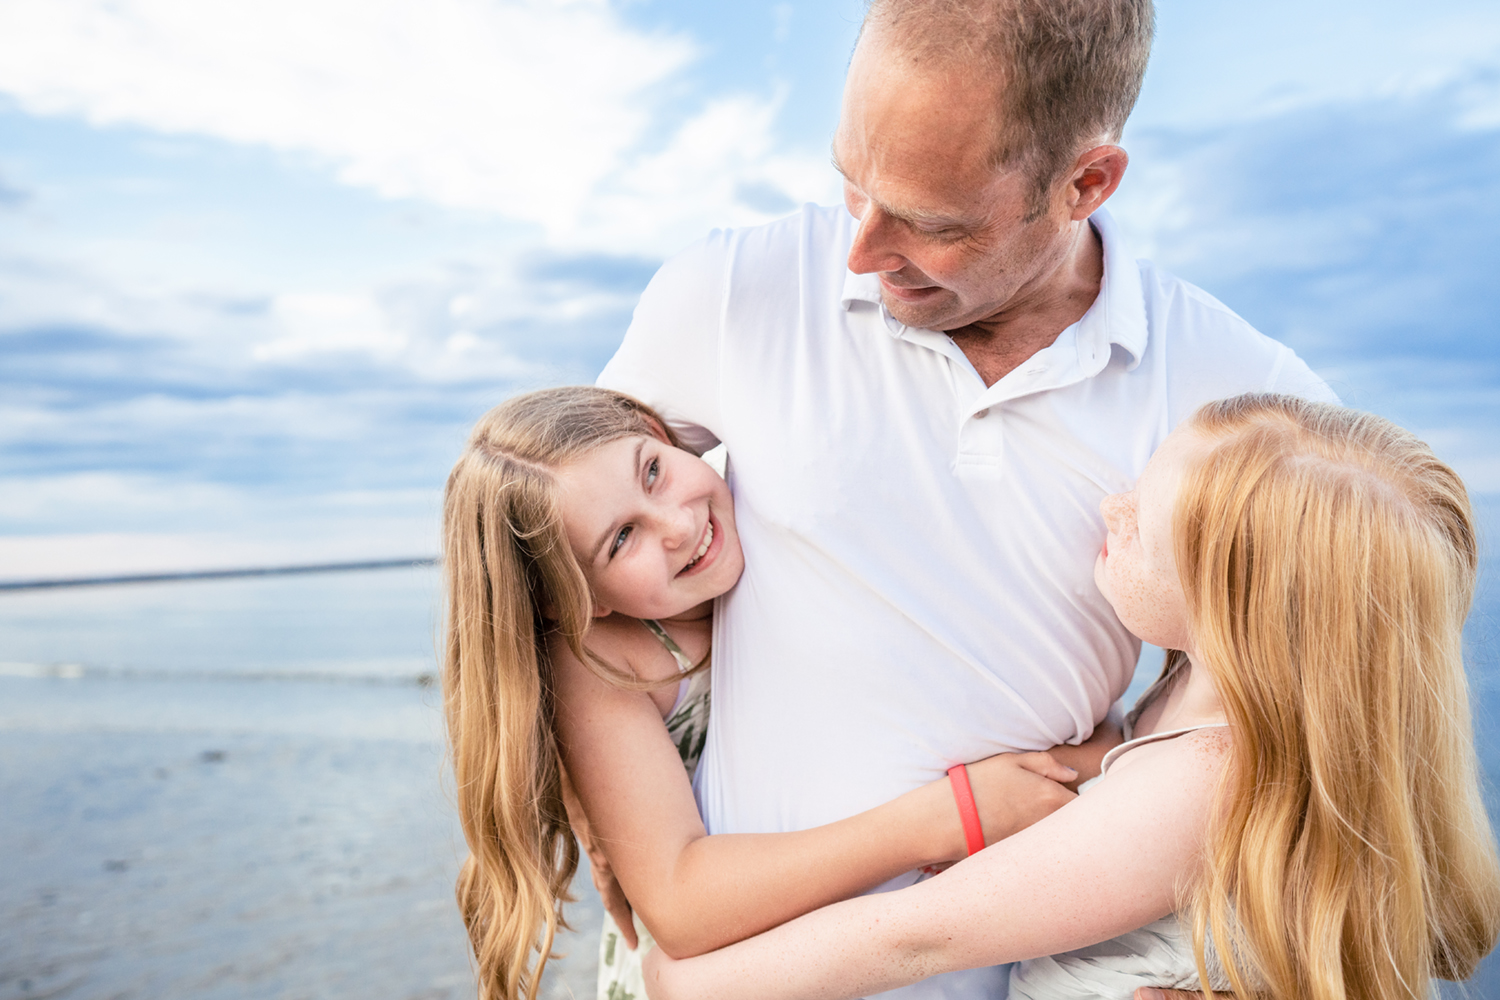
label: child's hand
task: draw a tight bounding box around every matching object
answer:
[960,751,1078,852]
[590,851,639,950]
[1045,715,1125,790]
[561,762,639,948]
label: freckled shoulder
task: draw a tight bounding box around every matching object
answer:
[1105,725,1233,785]
[1180,725,1232,764]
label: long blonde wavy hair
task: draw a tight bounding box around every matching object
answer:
[442,386,684,1000]
[1174,393,1500,1000]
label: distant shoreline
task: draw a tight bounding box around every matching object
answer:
[0,557,439,593]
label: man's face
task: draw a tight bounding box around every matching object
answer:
[833,32,1077,332]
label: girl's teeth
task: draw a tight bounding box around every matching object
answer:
[684,522,713,571]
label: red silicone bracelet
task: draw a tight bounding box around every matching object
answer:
[947,763,986,857]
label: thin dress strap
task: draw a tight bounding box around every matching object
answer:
[1099,722,1231,776]
[640,619,695,674]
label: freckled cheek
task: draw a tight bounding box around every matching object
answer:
[1110,567,1169,640]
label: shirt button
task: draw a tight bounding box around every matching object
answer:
[975,408,989,419]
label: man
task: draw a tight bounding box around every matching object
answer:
[599,1,1332,996]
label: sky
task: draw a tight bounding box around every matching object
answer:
[1,0,1499,581]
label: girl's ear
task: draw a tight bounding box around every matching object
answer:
[643,415,673,446]
[591,602,613,619]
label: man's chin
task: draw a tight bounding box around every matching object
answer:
[879,289,962,332]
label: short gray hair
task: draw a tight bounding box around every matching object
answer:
[864,0,1154,216]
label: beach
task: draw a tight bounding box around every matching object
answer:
[3,556,1498,999]
[0,566,602,1000]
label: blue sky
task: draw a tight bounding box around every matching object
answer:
[1,0,1499,579]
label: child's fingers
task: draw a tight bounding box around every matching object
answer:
[604,884,639,949]
[1014,750,1079,784]
[592,862,639,949]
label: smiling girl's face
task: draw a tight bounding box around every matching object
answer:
[554,434,744,621]
[1095,427,1212,652]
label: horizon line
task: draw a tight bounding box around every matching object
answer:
[0,556,440,593]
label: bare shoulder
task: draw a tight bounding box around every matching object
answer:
[548,616,635,681]
[548,614,681,693]
[1101,726,1233,802]
[1179,725,1233,765]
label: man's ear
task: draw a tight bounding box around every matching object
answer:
[1064,143,1128,221]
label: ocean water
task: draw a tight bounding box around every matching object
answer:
[0,564,602,1000]
[2,539,1499,999]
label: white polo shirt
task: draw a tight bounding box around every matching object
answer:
[598,205,1333,1000]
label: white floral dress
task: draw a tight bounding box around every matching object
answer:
[596,619,710,1000]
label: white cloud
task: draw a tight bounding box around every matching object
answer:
[0,0,840,252]
[0,473,442,581]
[257,293,407,361]
[583,91,837,251]
[0,528,435,583]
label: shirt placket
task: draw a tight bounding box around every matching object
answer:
[938,327,1090,479]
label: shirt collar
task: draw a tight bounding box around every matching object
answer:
[840,267,883,310]
[1079,207,1148,373]
[838,206,1150,371]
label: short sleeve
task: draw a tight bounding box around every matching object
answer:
[1265,345,1341,404]
[596,230,732,455]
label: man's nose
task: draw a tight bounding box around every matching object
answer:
[846,205,907,275]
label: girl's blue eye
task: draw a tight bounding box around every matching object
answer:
[645,457,659,487]
[609,525,632,557]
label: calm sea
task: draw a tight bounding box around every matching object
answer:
[2,500,1499,998]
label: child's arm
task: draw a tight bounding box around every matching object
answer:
[642,727,1230,1000]
[558,763,639,948]
[552,636,1083,958]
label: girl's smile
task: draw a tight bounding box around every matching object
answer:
[677,511,724,577]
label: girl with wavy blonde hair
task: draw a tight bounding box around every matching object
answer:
[442,386,1094,1000]
[645,393,1500,1000]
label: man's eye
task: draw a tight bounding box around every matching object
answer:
[914,221,966,240]
[609,525,632,557]
[645,458,659,488]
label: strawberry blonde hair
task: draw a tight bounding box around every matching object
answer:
[442,387,681,1000]
[1175,394,1500,999]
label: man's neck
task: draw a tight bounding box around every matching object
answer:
[947,223,1105,388]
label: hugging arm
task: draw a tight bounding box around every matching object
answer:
[559,764,639,949]
[643,729,1229,1000]
[552,641,1082,959]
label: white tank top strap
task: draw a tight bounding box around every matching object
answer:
[1099,722,1231,775]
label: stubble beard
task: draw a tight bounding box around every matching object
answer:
[878,285,968,333]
